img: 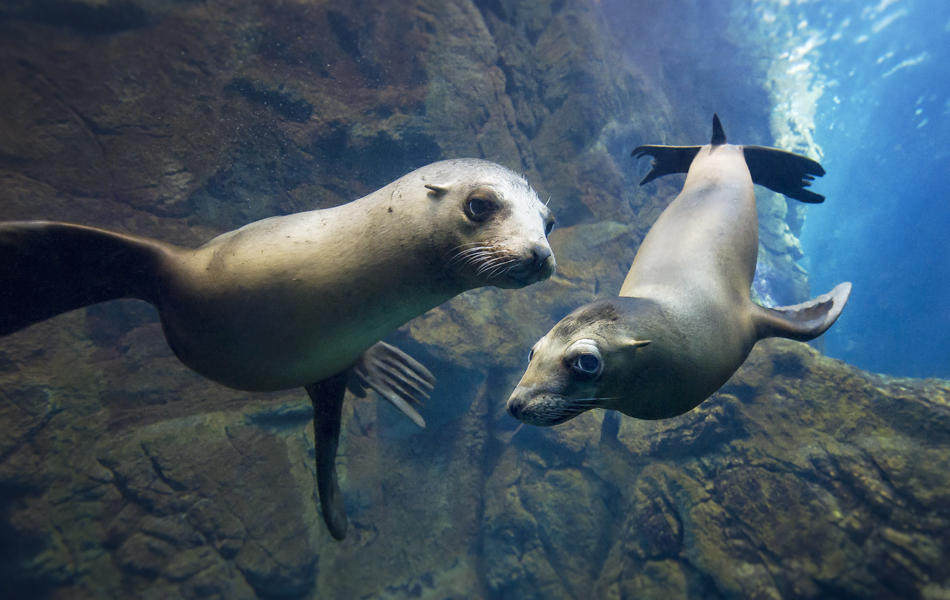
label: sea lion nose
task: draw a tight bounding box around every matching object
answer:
[507,395,525,419]
[530,244,551,266]
[530,244,555,275]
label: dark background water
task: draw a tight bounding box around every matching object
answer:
[790,0,950,378]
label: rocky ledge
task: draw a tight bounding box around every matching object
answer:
[2,328,947,599]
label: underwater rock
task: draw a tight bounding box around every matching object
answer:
[646,395,749,458]
[1,0,947,599]
[480,345,949,600]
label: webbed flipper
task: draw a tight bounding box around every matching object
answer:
[631,114,730,185]
[348,341,435,428]
[307,342,434,540]
[632,115,826,203]
[306,373,349,540]
[743,145,826,203]
[753,282,851,342]
[631,145,702,186]
[0,221,167,335]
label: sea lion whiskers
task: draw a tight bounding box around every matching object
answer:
[447,240,504,272]
[526,395,615,425]
[474,257,502,276]
[531,403,585,425]
[479,258,518,279]
[449,248,490,269]
[482,257,520,278]
[570,396,617,406]
[447,240,491,253]
[446,242,490,264]
[448,247,494,274]
[470,249,513,275]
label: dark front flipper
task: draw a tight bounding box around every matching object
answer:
[753,282,851,342]
[306,373,349,540]
[0,221,167,335]
[743,146,826,203]
[631,145,702,186]
[347,341,435,428]
[306,343,434,539]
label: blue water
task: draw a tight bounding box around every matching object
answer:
[603,0,949,378]
[791,0,950,378]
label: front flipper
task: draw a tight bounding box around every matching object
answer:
[306,373,349,540]
[753,282,852,342]
[631,145,702,186]
[306,342,434,540]
[347,341,435,428]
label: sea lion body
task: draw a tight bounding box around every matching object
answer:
[615,143,759,416]
[1,158,556,538]
[507,116,850,425]
[159,187,456,391]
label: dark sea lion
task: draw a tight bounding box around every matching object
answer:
[507,116,850,426]
[0,158,557,539]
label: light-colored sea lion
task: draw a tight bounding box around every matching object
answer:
[0,158,557,539]
[507,116,850,426]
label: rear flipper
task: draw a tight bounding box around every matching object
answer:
[633,115,827,203]
[743,146,826,203]
[0,221,166,335]
[753,282,852,342]
[307,341,434,540]
[631,145,701,186]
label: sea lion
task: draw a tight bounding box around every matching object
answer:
[0,158,557,539]
[507,116,850,426]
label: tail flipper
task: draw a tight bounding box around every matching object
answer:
[631,145,702,186]
[743,146,826,203]
[753,282,851,342]
[0,221,167,335]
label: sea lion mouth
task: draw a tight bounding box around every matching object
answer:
[506,391,604,426]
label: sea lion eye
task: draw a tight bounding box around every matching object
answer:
[528,348,534,361]
[544,217,555,236]
[572,353,601,376]
[566,338,602,379]
[465,195,497,221]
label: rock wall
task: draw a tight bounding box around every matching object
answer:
[1,1,947,599]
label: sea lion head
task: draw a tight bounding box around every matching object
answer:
[507,297,694,426]
[405,159,556,289]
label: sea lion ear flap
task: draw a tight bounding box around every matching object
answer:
[622,338,651,349]
[424,184,449,198]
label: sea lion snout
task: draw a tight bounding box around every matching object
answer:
[531,243,556,276]
[506,386,591,427]
[510,242,556,284]
[506,392,526,419]
[506,387,556,426]
[506,381,548,423]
